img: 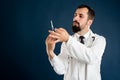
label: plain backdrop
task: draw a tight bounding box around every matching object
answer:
[1,0,120,80]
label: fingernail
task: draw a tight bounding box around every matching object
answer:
[48,30,51,32]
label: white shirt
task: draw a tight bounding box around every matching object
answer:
[49,30,106,80]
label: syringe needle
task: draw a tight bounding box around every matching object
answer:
[50,20,54,31]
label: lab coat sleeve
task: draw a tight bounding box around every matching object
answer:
[65,35,106,64]
[49,43,68,75]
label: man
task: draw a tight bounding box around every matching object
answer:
[45,4,106,80]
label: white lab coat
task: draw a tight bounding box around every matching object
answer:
[49,30,106,80]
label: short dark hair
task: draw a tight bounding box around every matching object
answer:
[77,4,95,20]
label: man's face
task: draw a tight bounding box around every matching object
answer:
[72,8,89,33]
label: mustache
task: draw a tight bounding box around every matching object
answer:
[73,21,79,25]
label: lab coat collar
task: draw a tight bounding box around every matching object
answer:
[73,29,95,39]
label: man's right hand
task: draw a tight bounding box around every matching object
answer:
[45,32,57,59]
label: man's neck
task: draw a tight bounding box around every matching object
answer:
[77,29,89,36]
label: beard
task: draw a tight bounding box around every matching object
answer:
[72,21,81,33]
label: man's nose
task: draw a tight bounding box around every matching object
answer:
[73,15,79,21]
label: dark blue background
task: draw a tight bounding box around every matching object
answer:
[1,0,120,80]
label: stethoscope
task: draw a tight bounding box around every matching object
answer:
[92,36,95,41]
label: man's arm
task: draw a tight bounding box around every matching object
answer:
[45,31,66,75]
[66,35,106,64]
[49,28,106,64]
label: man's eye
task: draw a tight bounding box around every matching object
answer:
[79,15,83,18]
[74,14,77,17]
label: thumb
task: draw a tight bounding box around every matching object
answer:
[55,39,61,43]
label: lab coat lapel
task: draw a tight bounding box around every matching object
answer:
[85,30,95,48]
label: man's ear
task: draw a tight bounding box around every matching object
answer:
[87,20,93,26]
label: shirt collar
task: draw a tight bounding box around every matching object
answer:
[74,30,91,39]
[83,30,90,39]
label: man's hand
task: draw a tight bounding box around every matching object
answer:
[49,28,69,42]
[45,34,57,59]
[45,28,69,59]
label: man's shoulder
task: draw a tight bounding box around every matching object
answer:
[94,33,106,41]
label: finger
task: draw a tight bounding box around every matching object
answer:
[45,35,51,42]
[48,30,54,33]
[46,34,52,41]
[46,34,55,42]
[49,30,61,37]
[55,39,61,43]
[59,28,66,31]
[46,37,56,45]
[56,28,67,33]
[49,34,60,39]
[55,28,63,34]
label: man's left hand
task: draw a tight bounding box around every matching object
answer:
[49,28,69,43]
